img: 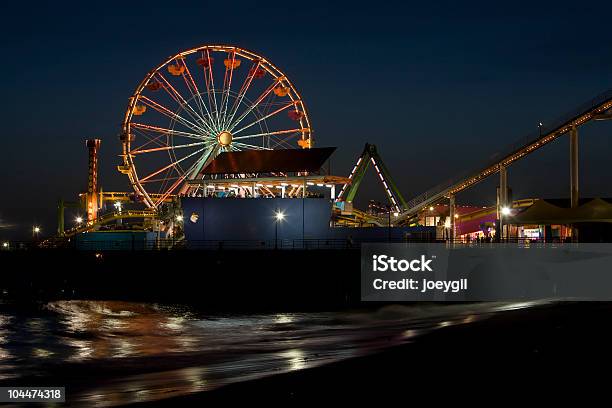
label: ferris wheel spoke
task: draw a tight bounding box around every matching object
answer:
[156,151,211,205]
[177,59,204,116]
[131,127,170,151]
[179,143,222,193]
[139,146,207,183]
[179,59,216,128]
[155,167,175,196]
[228,77,281,131]
[269,137,296,150]
[131,140,213,155]
[139,174,186,184]
[156,71,209,125]
[223,60,260,130]
[201,49,221,130]
[219,50,238,130]
[155,178,185,205]
[233,128,307,141]
[138,97,211,137]
[131,122,213,141]
[154,73,216,134]
[232,101,298,136]
[232,142,272,150]
[139,96,209,136]
[263,90,278,116]
[155,171,192,205]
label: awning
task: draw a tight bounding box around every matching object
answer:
[507,198,612,224]
[202,147,336,174]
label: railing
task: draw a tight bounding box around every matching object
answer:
[446,237,575,245]
[1,237,432,252]
[0,235,590,252]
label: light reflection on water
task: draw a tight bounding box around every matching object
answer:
[0,300,549,406]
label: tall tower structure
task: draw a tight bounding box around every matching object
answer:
[86,139,101,222]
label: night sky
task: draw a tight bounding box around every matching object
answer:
[1,1,612,239]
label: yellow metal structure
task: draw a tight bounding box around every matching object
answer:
[62,210,157,238]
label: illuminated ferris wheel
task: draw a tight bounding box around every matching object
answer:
[119,45,312,208]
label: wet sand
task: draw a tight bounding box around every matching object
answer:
[138,301,612,404]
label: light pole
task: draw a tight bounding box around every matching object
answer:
[32,226,40,241]
[538,122,543,138]
[274,210,285,249]
[500,206,511,242]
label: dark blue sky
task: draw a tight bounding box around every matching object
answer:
[1,1,612,238]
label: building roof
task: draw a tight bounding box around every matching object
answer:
[202,147,336,174]
[508,198,612,224]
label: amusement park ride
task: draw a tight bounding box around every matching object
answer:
[54,44,612,242]
[334,143,408,226]
[55,44,368,239]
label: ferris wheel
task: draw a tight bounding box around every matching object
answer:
[119,45,312,208]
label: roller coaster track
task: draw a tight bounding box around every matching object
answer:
[397,89,612,222]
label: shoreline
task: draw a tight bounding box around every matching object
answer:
[129,301,612,404]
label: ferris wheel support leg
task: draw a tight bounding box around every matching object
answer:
[179,144,221,195]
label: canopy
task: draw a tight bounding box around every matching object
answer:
[507,198,612,225]
[202,147,336,174]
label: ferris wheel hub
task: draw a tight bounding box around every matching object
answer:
[217,131,233,146]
